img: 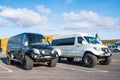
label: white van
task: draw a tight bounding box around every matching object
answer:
[52,33,112,67]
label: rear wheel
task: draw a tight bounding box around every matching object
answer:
[99,56,111,65]
[6,54,14,65]
[6,55,11,65]
[67,58,74,62]
[23,55,33,70]
[83,54,97,68]
[48,58,58,67]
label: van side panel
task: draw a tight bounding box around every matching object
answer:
[7,33,24,59]
[52,35,85,57]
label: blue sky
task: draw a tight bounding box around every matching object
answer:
[0,0,120,40]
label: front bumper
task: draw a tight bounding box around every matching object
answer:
[30,52,58,61]
[93,47,112,57]
[98,53,112,57]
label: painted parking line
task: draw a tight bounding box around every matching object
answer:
[112,60,120,62]
[78,66,109,73]
[0,65,13,73]
[58,64,109,73]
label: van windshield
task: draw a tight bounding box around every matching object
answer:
[27,34,49,46]
[84,36,100,44]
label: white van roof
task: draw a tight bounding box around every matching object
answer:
[53,33,93,40]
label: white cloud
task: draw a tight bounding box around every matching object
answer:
[101,17,118,26]
[0,17,10,27]
[63,11,101,23]
[64,22,93,30]
[63,10,119,31]
[0,6,47,28]
[36,5,51,14]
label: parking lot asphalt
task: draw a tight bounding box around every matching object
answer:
[0,52,120,80]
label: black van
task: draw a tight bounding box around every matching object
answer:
[6,33,58,70]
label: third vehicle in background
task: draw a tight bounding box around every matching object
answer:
[108,45,120,52]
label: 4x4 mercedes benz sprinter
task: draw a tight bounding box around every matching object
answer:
[6,33,58,70]
[52,33,112,68]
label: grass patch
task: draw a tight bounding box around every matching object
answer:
[102,39,120,46]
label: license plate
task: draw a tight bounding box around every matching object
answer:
[104,53,110,56]
[44,56,51,58]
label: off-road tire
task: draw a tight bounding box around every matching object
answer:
[6,55,11,65]
[48,58,58,67]
[83,54,97,68]
[99,56,111,65]
[6,54,14,65]
[23,55,33,70]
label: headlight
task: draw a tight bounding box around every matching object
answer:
[41,50,45,54]
[51,50,55,54]
[94,47,101,51]
[32,48,40,54]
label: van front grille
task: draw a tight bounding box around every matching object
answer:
[39,49,51,55]
[101,48,110,53]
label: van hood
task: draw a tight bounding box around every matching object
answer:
[89,43,107,48]
[31,45,53,50]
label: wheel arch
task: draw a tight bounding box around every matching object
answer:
[83,51,95,57]
[54,49,62,56]
[24,52,32,58]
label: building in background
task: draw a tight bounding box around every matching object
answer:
[44,34,59,43]
[1,38,8,52]
[0,39,2,52]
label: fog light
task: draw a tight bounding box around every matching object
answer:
[34,55,37,58]
[56,54,58,57]
[51,50,55,54]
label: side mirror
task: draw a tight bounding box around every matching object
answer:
[24,41,28,46]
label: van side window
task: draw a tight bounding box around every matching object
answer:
[52,37,75,46]
[78,37,83,44]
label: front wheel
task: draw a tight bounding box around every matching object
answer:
[48,58,58,67]
[83,54,97,68]
[23,55,33,70]
[99,56,111,65]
